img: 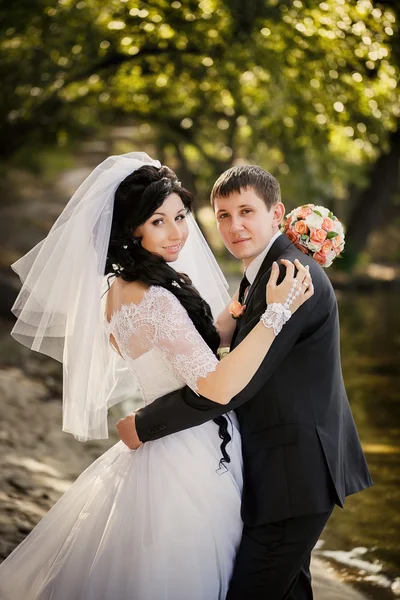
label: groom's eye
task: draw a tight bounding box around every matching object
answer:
[242,209,252,214]
[218,213,229,220]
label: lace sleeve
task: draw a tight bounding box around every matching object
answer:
[111,286,219,394]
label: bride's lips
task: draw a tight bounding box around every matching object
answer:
[163,243,182,254]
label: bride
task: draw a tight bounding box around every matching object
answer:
[0,153,313,600]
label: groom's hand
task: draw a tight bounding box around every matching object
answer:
[116,413,143,449]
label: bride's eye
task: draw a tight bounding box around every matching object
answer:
[176,214,186,221]
[152,219,164,226]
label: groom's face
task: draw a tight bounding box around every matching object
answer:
[214,188,284,267]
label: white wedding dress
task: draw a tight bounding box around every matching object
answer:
[0,286,243,600]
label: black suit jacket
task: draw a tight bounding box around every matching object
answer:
[135,235,373,525]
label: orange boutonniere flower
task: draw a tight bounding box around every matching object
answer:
[229,300,246,320]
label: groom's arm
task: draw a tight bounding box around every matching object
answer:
[135,264,328,443]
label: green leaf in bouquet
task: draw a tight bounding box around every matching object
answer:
[328,211,334,219]
[327,231,338,239]
[313,210,323,217]
[301,234,309,240]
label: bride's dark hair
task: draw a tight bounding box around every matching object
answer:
[105,164,231,468]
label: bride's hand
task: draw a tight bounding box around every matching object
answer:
[266,258,314,314]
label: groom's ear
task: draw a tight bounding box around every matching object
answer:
[272,202,285,226]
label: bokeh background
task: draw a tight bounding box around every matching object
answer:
[0,1,399,598]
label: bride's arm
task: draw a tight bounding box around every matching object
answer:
[117,259,312,447]
[118,258,311,406]
[196,259,312,404]
[214,285,239,347]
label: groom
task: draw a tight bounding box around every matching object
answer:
[119,165,373,599]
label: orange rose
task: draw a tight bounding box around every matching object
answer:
[286,229,300,243]
[310,228,327,244]
[333,235,343,249]
[295,242,309,254]
[322,217,334,232]
[321,239,334,255]
[229,300,246,320]
[294,220,310,235]
[313,251,327,266]
[298,206,313,219]
[284,217,292,231]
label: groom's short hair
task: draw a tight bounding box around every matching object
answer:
[210,165,281,210]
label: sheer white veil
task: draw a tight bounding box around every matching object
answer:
[10,152,230,441]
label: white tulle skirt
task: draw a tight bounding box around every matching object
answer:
[0,416,243,600]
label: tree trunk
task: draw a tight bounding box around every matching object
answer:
[342,127,400,269]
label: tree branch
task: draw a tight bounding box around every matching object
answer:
[65,46,204,86]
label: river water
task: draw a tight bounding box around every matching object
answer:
[315,289,400,598]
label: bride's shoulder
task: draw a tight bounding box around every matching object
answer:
[111,279,150,305]
[118,281,180,311]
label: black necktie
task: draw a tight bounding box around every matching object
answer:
[238,273,250,305]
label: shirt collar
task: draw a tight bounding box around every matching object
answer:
[245,231,282,285]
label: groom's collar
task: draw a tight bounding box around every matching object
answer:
[245,231,282,285]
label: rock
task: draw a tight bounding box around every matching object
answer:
[312,557,367,600]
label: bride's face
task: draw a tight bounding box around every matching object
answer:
[134,193,189,262]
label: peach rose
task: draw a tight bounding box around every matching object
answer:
[284,217,292,231]
[333,235,343,249]
[298,206,313,219]
[229,300,246,320]
[295,242,309,254]
[313,251,327,266]
[322,217,334,232]
[321,239,334,255]
[294,220,310,235]
[286,229,300,243]
[310,228,327,244]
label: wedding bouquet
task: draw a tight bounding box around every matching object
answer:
[283,204,345,268]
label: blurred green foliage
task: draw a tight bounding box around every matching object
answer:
[1,0,399,211]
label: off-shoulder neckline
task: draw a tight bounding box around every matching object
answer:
[104,285,176,331]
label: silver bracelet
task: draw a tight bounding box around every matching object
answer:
[283,279,301,310]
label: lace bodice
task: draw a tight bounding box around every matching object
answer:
[104,286,219,404]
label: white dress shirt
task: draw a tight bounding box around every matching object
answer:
[245,230,282,286]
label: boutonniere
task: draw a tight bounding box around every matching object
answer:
[229,300,246,320]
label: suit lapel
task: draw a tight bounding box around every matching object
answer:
[230,235,293,349]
